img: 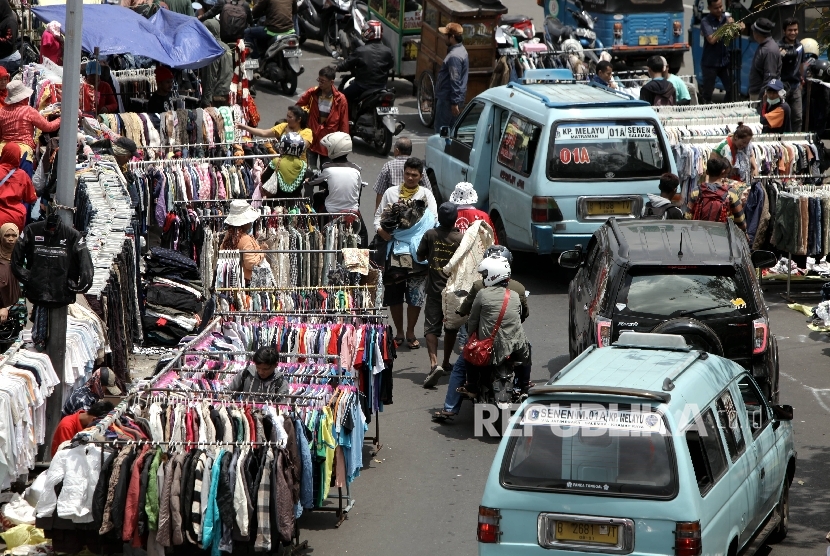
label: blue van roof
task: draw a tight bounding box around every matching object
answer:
[534,345,744,415]
[505,81,650,110]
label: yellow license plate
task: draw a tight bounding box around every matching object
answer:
[638,35,659,45]
[586,200,632,216]
[555,521,619,545]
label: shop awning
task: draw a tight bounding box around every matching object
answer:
[31,4,223,69]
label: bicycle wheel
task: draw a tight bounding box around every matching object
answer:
[417,71,435,129]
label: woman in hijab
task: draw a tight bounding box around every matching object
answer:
[0,222,19,324]
[0,143,34,231]
[0,0,18,74]
[40,21,63,65]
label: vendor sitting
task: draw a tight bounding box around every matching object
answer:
[51,400,114,457]
[147,66,175,113]
[228,346,288,395]
[81,60,118,115]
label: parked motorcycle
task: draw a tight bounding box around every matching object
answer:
[249,33,304,95]
[339,72,405,155]
[297,0,367,57]
[544,0,605,71]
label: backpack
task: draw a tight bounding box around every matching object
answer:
[693,183,731,223]
[642,202,672,220]
[220,0,248,41]
[652,88,676,106]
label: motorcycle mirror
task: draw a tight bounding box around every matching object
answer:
[573,0,583,9]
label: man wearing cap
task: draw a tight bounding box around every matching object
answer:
[760,79,791,133]
[433,22,468,133]
[748,17,782,101]
[147,66,176,113]
[418,202,463,386]
[81,61,118,115]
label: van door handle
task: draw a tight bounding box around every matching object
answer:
[461,168,468,176]
[760,468,765,480]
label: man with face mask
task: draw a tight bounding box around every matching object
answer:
[760,79,791,133]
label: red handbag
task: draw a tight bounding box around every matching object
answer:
[463,288,511,366]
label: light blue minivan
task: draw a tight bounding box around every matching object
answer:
[478,332,795,556]
[424,70,677,255]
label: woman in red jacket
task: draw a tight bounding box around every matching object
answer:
[0,143,35,231]
[295,66,349,171]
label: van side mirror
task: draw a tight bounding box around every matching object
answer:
[558,249,583,269]
[439,126,450,137]
[772,404,793,421]
[751,250,777,269]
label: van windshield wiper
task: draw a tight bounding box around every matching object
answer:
[675,304,734,317]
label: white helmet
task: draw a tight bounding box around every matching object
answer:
[802,38,820,60]
[477,255,511,287]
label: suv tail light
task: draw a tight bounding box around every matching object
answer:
[673,20,682,35]
[531,196,564,222]
[753,317,769,354]
[596,317,612,347]
[477,506,501,543]
[674,521,701,556]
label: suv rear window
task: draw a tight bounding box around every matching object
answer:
[547,120,668,180]
[615,267,751,319]
[501,402,677,498]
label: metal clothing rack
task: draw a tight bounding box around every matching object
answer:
[680,132,817,144]
[201,211,361,220]
[217,310,387,316]
[128,153,278,166]
[654,100,759,113]
[216,285,376,292]
[174,197,309,205]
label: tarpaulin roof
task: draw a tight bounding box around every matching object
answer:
[31,4,223,69]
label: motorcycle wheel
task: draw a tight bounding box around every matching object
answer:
[338,29,352,57]
[283,72,298,96]
[323,24,341,57]
[417,71,435,128]
[373,126,393,156]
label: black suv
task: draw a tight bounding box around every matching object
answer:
[560,218,781,402]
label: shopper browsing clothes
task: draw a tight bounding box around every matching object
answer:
[51,400,114,457]
[221,200,264,283]
[228,346,289,395]
[685,157,747,231]
[0,81,61,176]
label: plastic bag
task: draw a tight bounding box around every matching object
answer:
[2,494,36,525]
[0,525,46,549]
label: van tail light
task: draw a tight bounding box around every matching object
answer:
[614,22,623,38]
[477,506,501,543]
[673,20,682,35]
[753,317,769,354]
[674,521,701,556]
[596,317,612,347]
[531,196,564,222]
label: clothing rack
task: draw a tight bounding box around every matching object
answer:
[654,100,759,113]
[137,387,326,401]
[680,132,816,144]
[200,212,363,220]
[174,197,310,205]
[151,137,275,150]
[216,285,376,292]
[217,310,387,316]
[128,153,278,166]
[238,249,375,254]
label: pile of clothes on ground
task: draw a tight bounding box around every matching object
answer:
[142,247,205,345]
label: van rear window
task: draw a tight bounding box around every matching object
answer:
[547,120,668,180]
[501,402,677,498]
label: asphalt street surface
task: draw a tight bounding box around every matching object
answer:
[253,18,829,556]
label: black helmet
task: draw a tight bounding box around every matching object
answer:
[809,59,830,82]
[484,244,513,264]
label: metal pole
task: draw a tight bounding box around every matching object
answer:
[42,0,83,462]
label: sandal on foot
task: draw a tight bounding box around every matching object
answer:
[432,410,457,422]
[407,338,421,349]
[394,336,405,348]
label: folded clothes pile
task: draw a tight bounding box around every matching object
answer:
[143,248,204,345]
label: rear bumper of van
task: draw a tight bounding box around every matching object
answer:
[531,225,592,255]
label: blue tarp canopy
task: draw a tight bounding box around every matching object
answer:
[31,4,223,69]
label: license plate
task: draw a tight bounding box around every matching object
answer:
[586,200,632,216]
[376,107,399,114]
[554,521,619,545]
[284,48,302,57]
[638,35,659,46]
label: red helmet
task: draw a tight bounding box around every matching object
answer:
[362,20,382,41]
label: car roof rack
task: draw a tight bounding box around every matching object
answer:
[527,385,671,403]
[606,217,630,259]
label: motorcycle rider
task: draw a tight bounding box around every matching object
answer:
[198,0,253,45]
[245,0,298,60]
[336,20,394,119]
[433,246,530,420]
[456,255,530,400]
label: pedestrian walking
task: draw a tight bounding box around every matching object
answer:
[373,137,433,209]
[700,0,737,103]
[433,22,468,133]
[296,66,349,171]
[778,17,803,131]
[639,55,676,106]
[748,17,781,101]
[419,202,463,387]
[685,157,747,231]
[660,56,691,105]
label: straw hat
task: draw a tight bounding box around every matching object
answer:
[5,81,33,105]
[449,181,478,205]
[224,200,260,227]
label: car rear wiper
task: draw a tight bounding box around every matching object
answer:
[675,304,734,317]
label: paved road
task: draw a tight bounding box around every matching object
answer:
[251,30,827,556]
